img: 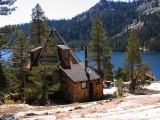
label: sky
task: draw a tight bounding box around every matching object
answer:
[0,0,100,27]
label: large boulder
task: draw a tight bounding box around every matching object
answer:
[0,114,19,120]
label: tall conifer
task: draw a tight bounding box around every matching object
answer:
[11,30,33,93]
[29,4,49,46]
[125,29,141,92]
[89,17,113,79]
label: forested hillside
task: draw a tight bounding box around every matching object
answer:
[14,0,160,51]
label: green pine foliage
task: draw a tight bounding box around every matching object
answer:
[115,79,124,97]
[11,30,33,93]
[125,29,141,92]
[25,64,60,105]
[89,17,113,80]
[12,30,33,60]
[25,30,59,105]
[29,3,50,46]
[11,29,33,69]
[0,65,18,98]
[136,61,151,87]
[0,64,8,97]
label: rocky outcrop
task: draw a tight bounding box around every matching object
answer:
[137,0,160,15]
[0,114,18,120]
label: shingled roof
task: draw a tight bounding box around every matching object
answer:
[60,63,100,82]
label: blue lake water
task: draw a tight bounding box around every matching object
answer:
[0,49,12,60]
[75,51,160,80]
[2,50,160,80]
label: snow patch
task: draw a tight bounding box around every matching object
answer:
[103,87,117,95]
[144,82,160,91]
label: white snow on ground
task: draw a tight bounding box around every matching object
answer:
[144,82,160,91]
[103,87,117,95]
[69,94,160,120]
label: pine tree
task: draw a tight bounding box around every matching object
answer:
[0,28,14,97]
[26,31,60,105]
[0,0,16,15]
[29,3,50,46]
[125,29,141,92]
[89,17,113,79]
[0,0,16,97]
[11,30,33,93]
[0,64,8,97]
[0,36,9,96]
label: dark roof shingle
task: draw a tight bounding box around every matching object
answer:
[60,62,100,82]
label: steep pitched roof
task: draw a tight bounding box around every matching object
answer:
[50,27,80,64]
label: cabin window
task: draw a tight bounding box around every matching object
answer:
[96,79,100,85]
[81,82,87,89]
[63,50,69,59]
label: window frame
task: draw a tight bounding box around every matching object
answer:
[81,82,87,89]
[63,50,69,59]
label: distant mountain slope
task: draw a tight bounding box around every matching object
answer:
[13,0,160,51]
[48,0,141,50]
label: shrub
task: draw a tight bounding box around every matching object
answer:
[112,91,118,98]
[5,99,15,104]
[117,89,124,97]
[115,79,124,97]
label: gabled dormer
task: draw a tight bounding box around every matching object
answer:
[30,47,42,67]
[57,45,72,68]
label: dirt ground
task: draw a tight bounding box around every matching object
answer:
[0,92,160,120]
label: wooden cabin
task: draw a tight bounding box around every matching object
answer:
[24,27,103,102]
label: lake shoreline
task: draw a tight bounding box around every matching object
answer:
[2,50,160,80]
[75,51,160,80]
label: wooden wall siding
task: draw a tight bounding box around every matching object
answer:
[25,60,31,70]
[60,71,74,101]
[92,78,103,100]
[58,48,72,67]
[64,78,74,101]
[73,78,103,102]
[73,82,89,102]
[31,48,42,66]
[62,49,72,67]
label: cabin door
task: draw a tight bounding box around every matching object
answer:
[89,82,94,101]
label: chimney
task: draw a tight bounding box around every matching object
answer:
[85,45,88,69]
[85,45,90,82]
